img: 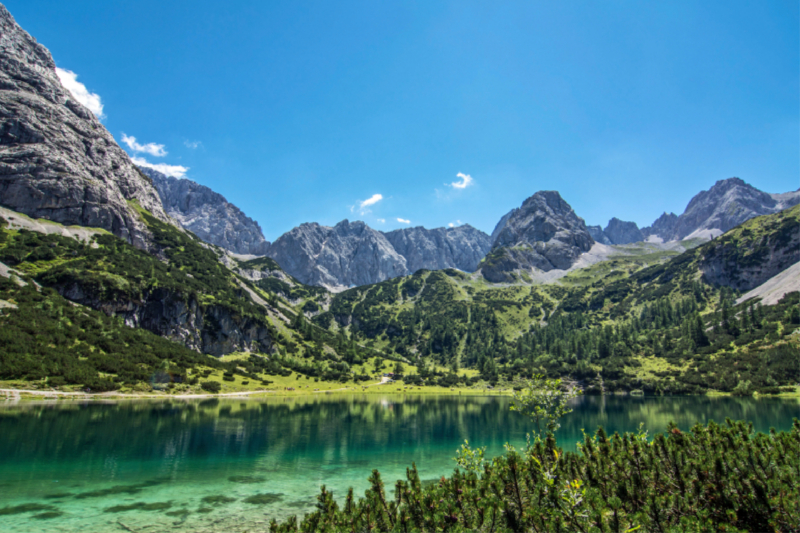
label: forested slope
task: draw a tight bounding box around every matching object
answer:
[310,205,800,394]
[0,205,797,395]
[0,210,397,391]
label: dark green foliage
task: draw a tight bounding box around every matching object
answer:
[0,211,275,335]
[0,276,220,389]
[0,211,292,388]
[311,311,333,329]
[302,300,320,313]
[201,381,222,393]
[270,420,800,532]
[238,256,282,272]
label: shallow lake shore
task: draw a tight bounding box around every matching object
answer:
[2,394,798,532]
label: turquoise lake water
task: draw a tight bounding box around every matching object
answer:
[0,394,797,532]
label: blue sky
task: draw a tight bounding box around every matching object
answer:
[8,1,799,240]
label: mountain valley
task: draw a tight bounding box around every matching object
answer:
[0,2,797,402]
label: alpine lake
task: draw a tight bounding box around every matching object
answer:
[0,393,797,532]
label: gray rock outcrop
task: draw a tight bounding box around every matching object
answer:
[698,204,800,292]
[603,217,643,245]
[142,167,270,256]
[384,224,492,274]
[267,220,493,288]
[267,220,408,288]
[586,225,611,245]
[481,191,594,282]
[490,208,519,245]
[57,283,272,356]
[670,178,798,241]
[0,5,170,249]
[641,212,678,241]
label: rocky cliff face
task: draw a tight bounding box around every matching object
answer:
[267,220,407,288]
[668,178,799,241]
[58,282,272,356]
[384,224,492,274]
[603,218,643,245]
[698,204,800,292]
[267,220,493,288]
[490,208,519,245]
[142,167,270,256]
[481,191,594,282]
[0,6,170,249]
[641,212,678,241]
[586,225,611,245]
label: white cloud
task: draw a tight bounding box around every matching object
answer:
[448,172,474,189]
[55,68,104,118]
[397,218,411,224]
[352,193,384,215]
[121,134,167,157]
[360,194,383,208]
[184,140,202,149]
[448,219,463,228]
[377,218,386,224]
[132,156,189,179]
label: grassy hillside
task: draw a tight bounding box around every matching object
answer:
[310,206,800,394]
[0,213,403,392]
[0,205,797,396]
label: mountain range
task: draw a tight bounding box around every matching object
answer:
[145,168,799,288]
[0,0,796,294]
[0,2,798,400]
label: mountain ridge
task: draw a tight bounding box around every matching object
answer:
[480,190,595,282]
[265,219,492,288]
[0,5,171,250]
[142,167,270,256]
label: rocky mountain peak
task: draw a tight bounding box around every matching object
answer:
[266,219,493,288]
[641,212,679,241]
[143,167,270,256]
[671,177,779,240]
[480,191,594,282]
[384,224,492,274]
[266,220,406,288]
[493,190,592,249]
[603,217,643,245]
[0,5,171,249]
[586,225,610,245]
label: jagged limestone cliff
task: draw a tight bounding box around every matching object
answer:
[481,191,594,282]
[267,220,492,288]
[0,5,170,250]
[142,167,270,256]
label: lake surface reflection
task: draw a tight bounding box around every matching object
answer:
[0,394,797,532]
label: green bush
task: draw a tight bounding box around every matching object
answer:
[200,381,221,393]
[270,419,800,533]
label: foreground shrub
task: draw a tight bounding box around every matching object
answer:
[200,381,221,393]
[270,419,800,533]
